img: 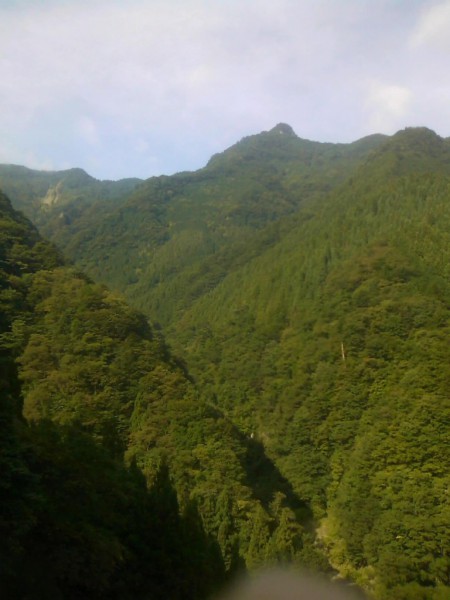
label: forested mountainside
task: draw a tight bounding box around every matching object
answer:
[2,125,450,599]
[0,191,326,598]
[2,124,386,326]
[0,164,141,255]
[171,127,450,599]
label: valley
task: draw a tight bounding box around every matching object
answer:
[1,124,449,599]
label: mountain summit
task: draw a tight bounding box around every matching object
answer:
[0,127,387,328]
[269,123,297,136]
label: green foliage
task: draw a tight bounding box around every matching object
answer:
[157,128,450,598]
[2,422,225,599]
[0,164,140,226]
[0,191,229,598]
[4,126,450,598]
[0,187,319,595]
[1,126,386,328]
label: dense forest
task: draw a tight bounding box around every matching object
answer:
[0,124,387,326]
[0,187,324,597]
[1,124,450,599]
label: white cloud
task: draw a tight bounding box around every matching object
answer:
[134,139,150,154]
[411,0,450,48]
[0,0,447,178]
[78,117,100,146]
[365,81,413,132]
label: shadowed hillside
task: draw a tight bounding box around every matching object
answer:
[0,188,325,598]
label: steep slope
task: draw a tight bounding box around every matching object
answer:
[4,126,450,598]
[0,189,329,597]
[167,128,450,599]
[74,126,386,326]
[2,126,386,327]
[0,189,227,598]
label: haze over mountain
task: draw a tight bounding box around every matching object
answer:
[1,124,450,599]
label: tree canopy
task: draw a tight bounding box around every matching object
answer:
[2,126,450,599]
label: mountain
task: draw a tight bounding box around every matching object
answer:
[0,164,142,277]
[1,125,386,326]
[0,164,141,219]
[2,125,450,599]
[0,188,226,597]
[0,188,327,598]
[169,127,450,598]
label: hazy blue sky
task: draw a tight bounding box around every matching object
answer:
[1,0,449,179]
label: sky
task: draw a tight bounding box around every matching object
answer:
[1,0,449,180]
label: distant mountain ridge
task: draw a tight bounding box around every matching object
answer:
[0,163,141,201]
[0,163,142,233]
[0,125,388,327]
